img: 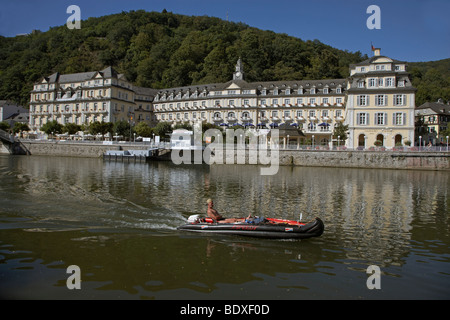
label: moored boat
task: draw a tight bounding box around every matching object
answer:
[177,215,324,239]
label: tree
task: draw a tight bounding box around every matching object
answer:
[89,121,113,139]
[0,121,10,132]
[63,123,81,135]
[12,122,30,135]
[173,122,193,131]
[40,120,63,136]
[153,121,172,139]
[134,121,153,137]
[332,122,349,142]
[113,120,131,139]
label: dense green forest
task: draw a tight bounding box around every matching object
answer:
[0,9,448,107]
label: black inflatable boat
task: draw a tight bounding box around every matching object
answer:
[177,216,324,239]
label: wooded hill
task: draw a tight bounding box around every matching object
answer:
[0,9,448,107]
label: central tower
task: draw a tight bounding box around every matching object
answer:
[233,58,244,80]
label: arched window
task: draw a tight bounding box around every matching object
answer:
[395,134,402,145]
[376,134,384,146]
[358,134,366,147]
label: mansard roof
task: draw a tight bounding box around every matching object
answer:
[351,55,406,67]
[40,66,123,84]
[154,78,346,96]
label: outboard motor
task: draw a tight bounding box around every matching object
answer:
[187,215,201,223]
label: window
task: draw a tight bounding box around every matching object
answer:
[309,98,316,105]
[386,78,394,87]
[323,98,329,104]
[308,122,316,131]
[336,88,342,94]
[310,88,316,94]
[375,112,387,125]
[243,99,249,105]
[394,94,405,106]
[398,80,405,87]
[285,88,291,95]
[323,88,329,94]
[357,95,368,106]
[272,111,278,117]
[297,111,303,117]
[336,98,343,104]
[309,111,316,118]
[375,95,387,106]
[378,78,384,87]
[358,81,365,88]
[284,99,290,105]
[297,98,303,105]
[272,99,278,105]
[368,78,377,87]
[393,113,406,125]
[298,88,303,94]
[357,113,369,125]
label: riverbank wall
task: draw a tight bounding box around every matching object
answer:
[10,140,450,171]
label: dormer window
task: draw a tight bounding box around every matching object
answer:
[310,88,316,94]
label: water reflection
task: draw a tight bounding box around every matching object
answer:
[0,155,449,299]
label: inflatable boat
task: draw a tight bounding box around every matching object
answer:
[177,215,324,239]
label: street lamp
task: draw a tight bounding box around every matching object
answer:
[419,136,422,151]
[447,136,449,152]
[337,135,340,149]
[312,135,315,149]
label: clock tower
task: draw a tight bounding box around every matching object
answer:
[233,58,244,80]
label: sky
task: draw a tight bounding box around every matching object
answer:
[0,0,449,62]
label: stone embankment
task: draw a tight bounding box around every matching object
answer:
[4,140,450,171]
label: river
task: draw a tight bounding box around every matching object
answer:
[0,154,449,300]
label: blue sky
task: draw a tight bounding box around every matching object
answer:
[0,0,449,62]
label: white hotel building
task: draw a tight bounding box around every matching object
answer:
[30,50,415,149]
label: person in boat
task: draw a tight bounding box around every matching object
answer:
[206,199,250,223]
